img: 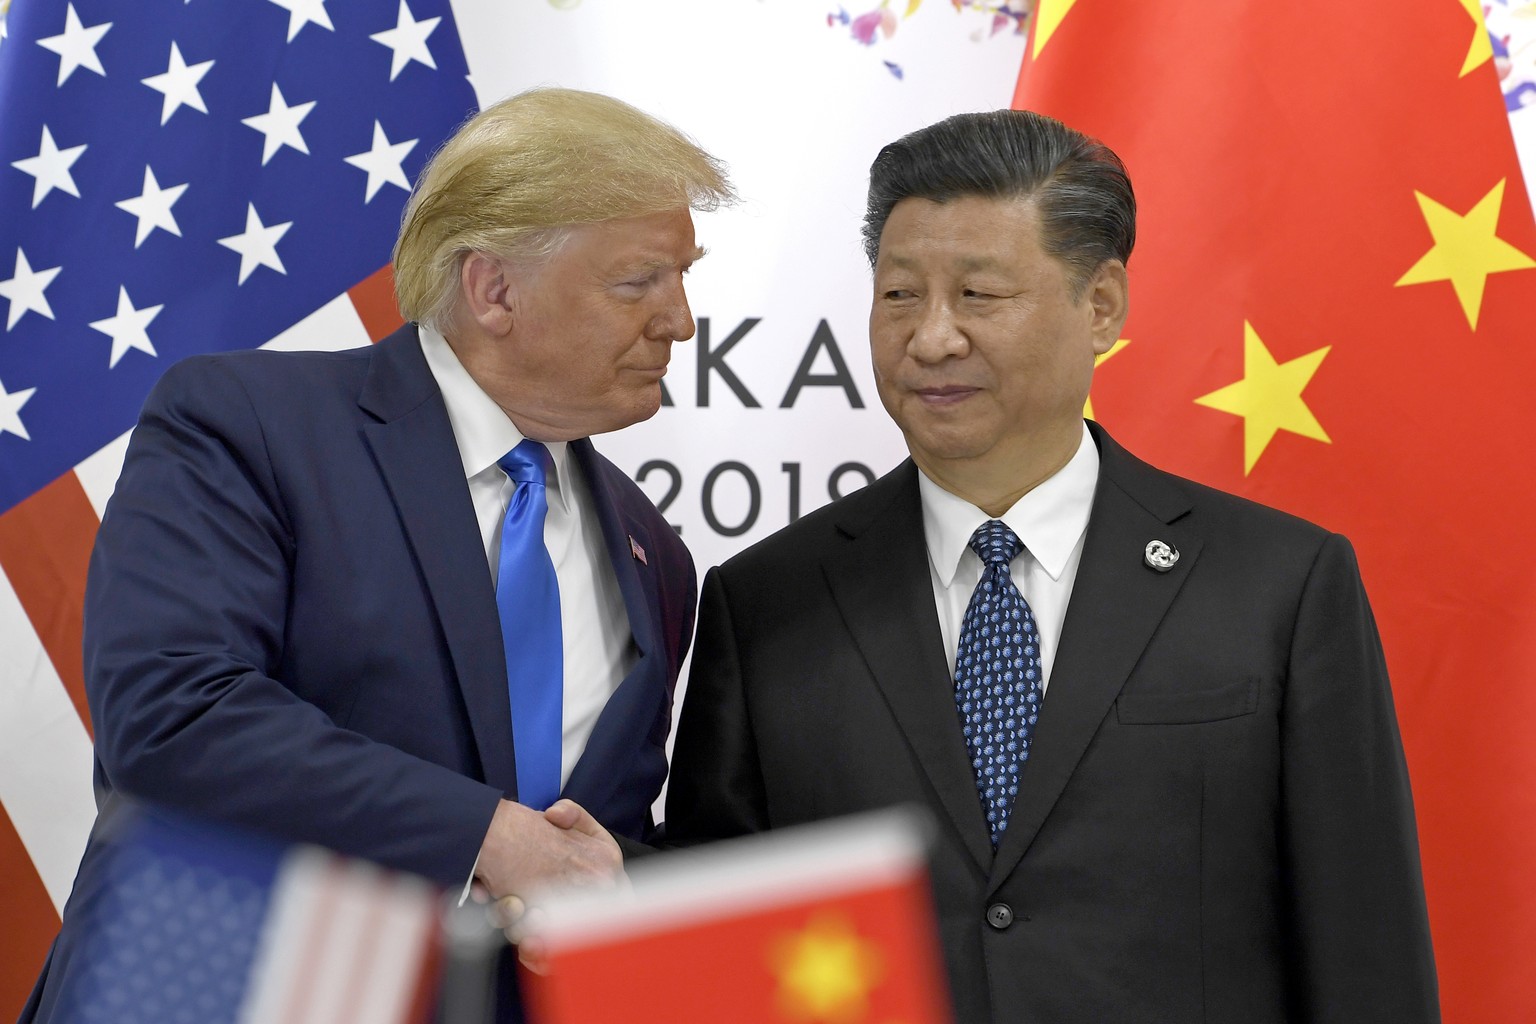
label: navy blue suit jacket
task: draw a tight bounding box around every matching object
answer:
[23,324,695,1021]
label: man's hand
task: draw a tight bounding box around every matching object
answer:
[488,893,550,974]
[473,799,626,973]
[473,798,624,903]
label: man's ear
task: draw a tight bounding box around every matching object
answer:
[1087,259,1129,356]
[460,253,516,336]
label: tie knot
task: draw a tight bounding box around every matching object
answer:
[968,519,1022,567]
[498,439,551,486]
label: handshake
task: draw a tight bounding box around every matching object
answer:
[470,798,627,966]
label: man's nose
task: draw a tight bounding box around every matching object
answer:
[648,278,695,342]
[908,300,965,362]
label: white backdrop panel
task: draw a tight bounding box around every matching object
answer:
[456,1,1029,575]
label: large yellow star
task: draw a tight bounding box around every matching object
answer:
[1083,338,1129,420]
[1458,0,1493,77]
[770,912,883,1022]
[1032,0,1081,58]
[1194,322,1331,475]
[1395,179,1536,329]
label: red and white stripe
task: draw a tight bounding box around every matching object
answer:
[239,847,441,1024]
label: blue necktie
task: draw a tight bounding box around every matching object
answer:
[496,440,563,811]
[953,519,1043,847]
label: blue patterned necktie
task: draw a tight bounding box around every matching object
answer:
[953,519,1043,847]
[495,440,563,811]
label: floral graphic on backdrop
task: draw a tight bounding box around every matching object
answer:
[1488,0,1536,110]
[827,0,1033,78]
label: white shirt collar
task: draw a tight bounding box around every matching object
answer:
[918,421,1099,588]
[417,323,572,513]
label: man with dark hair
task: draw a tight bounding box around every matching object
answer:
[666,109,1439,1023]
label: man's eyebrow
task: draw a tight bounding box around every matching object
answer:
[631,246,708,273]
[954,255,1007,272]
[878,253,1008,273]
[673,245,708,268]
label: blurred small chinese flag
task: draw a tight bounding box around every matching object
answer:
[522,810,951,1024]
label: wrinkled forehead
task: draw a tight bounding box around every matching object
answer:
[875,194,1046,266]
[535,208,707,277]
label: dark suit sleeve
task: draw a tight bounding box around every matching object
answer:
[1279,533,1440,1022]
[664,565,771,841]
[85,358,502,887]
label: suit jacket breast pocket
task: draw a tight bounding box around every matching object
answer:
[1114,678,1261,725]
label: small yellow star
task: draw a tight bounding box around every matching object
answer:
[1084,338,1129,421]
[1457,0,1494,77]
[770,912,883,1022]
[1194,322,1331,476]
[1032,0,1082,58]
[1395,179,1536,329]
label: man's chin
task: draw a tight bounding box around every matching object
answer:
[901,424,994,465]
[588,389,665,436]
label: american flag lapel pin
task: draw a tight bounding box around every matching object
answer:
[629,535,648,565]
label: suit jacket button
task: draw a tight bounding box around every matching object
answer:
[986,903,1014,930]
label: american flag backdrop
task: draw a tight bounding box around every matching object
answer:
[0,0,476,1008]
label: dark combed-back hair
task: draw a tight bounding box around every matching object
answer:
[862,109,1135,294]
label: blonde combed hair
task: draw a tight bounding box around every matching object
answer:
[393,88,735,330]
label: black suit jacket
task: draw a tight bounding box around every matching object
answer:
[24,324,696,1023]
[666,422,1437,1024]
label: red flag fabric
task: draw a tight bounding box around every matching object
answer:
[1015,3,1536,1020]
[522,812,952,1024]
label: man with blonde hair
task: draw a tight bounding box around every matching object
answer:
[23,88,732,1023]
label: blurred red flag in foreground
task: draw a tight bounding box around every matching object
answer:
[1015,3,1536,1021]
[522,810,951,1024]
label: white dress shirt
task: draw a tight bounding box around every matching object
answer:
[918,422,1099,694]
[418,324,635,789]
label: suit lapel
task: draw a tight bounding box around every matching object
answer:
[357,326,518,794]
[989,424,1202,888]
[560,441,665,812]
[823,463,995,872]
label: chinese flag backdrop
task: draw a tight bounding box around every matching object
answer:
[1017,2,1536,1019]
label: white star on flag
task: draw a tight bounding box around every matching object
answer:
[115,167,188,248]
[267,0,334,42]
[141,42,215,125]
[11,126,86,209]
[35,3,112,86]
[218,203,293,283]
[370,0,439,81]
[242,84,316,165]
[0,249,63,330]
[0,377,38,441]
[344,121,417,202]
[89,287,163,368]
